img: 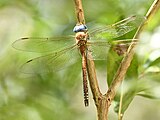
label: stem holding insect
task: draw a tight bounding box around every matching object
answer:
[74,0,108,119]
[74,0,160,120]
[73,0,101,106]
[73,0,85,24]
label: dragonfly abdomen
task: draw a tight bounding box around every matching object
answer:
[82,52,89,107]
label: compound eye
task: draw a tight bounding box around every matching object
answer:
[73,24,88,33]
[84,25,87,29]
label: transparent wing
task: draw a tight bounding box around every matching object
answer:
[86,41,111,60]
[20,45,81,74]
[86,39,138,60]
[89,15,145,40]
[12,36,75,53]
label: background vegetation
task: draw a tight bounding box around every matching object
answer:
[0,0,160,120]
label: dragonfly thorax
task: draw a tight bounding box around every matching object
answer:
[75,32,88,45]
[75,32,88,40]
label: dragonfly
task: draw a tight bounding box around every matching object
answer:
[12,15,144,107]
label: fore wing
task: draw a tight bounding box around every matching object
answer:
[89,15,145,40]
[12,36,75,53]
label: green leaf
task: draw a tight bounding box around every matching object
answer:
[114,55,139,113]
[140,71,160,83]
[107,48,123,86]
[136,72,160,99]
[137,93,160,99]
[148,57,160,67]
[126,55,139,79]
[114,86,137,114]
[137,84,160,99]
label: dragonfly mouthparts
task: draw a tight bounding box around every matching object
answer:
[73,24,88,33]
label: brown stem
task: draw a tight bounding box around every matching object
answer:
[73,0,105,119]
[73,0,102,101]
[86,58,102,106]
[73,0,85,24]
[105,0,160,111]
[73,0,160,120]
[146,0,160,19]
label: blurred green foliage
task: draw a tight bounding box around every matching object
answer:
[0,0,160,120]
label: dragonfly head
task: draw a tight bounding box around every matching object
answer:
[73,24,88,33]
